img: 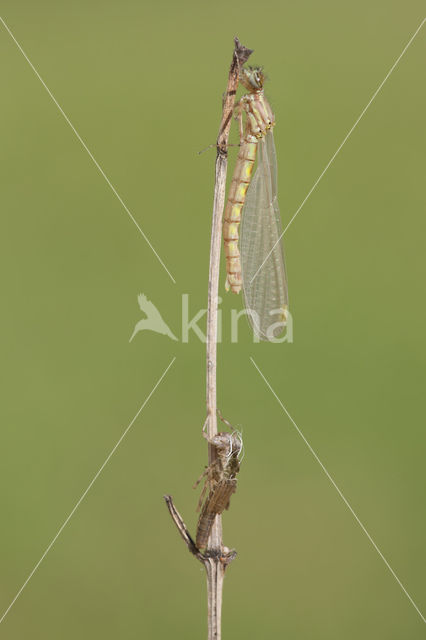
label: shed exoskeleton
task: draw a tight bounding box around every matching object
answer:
[194,428,243,549]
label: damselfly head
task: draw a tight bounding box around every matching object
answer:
[240,66,265,92]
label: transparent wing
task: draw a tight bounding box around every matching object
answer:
[240,130,288,341]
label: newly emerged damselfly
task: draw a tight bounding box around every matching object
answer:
[223,66,288,341]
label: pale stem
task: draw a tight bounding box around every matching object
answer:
[205,36,253,640]
[164,37,253,640]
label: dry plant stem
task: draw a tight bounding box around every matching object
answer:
[205,37,253,640]
[163,495,205,563]
[163,37,252,640]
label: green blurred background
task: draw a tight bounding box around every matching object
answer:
[1,1,425,637]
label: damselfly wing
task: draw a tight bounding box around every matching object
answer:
[240,129,288,340]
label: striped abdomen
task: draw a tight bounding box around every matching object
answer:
[196,479,237,549]
[223,137,258,294]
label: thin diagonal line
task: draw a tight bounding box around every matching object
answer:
[250,17,426,285]
[0,356,176,625]
[250,356,426,624]
[0,16,176,284]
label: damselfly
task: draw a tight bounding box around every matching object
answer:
[223,66,288,341]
